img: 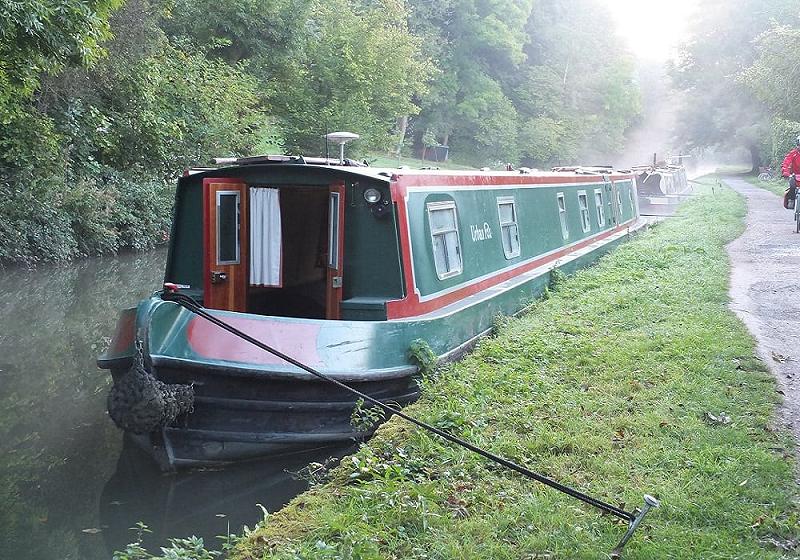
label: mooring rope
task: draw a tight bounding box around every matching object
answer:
[161,287,638,522]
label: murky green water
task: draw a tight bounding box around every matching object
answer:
[0,251,347,559]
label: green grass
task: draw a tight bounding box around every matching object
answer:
[228,178,798,559]
[744,175,786,197]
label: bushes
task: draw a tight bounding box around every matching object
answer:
[0,167,173,264]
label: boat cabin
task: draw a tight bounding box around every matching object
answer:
[167,158,400,321]
[165,157,639,323]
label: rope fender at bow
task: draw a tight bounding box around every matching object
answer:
[160,284,659,558]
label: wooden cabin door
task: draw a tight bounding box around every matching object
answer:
[203,178,248,312]
[325,183,345,320]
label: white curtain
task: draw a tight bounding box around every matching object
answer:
[249,188,282,286]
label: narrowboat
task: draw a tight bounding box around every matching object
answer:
[98,155,646,470]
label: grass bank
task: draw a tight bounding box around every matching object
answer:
[223,179,798,560]
[744,175,785,196]
[117,180,798,559]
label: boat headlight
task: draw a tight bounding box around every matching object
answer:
[364,188,382,204]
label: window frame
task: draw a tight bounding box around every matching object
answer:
[496,196,521,259]
[427,200,463,280]
[216,190,241,265]
[328,192,340,269]
[578,190,591,233]
[557,192,569,240]
[594,188,606,227]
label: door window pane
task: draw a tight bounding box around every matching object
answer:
[328,192,340,268]
[217,191,240,264]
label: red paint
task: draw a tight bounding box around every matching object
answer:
[386,221,633,319]
[391,172,634,190]
[390,180,417,305]
[109,310,136,355]
[187,315,323,366]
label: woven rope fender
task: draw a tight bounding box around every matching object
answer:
[107,339,194,434]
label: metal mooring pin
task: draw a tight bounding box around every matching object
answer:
[609,494,660,559]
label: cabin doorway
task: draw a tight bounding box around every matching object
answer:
[243,183,345,319]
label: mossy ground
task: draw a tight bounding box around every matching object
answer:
[117,179,800,560]
[226,179,799,559]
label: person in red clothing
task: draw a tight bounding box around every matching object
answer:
[782,135,800,208]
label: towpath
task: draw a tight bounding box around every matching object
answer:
[724,176,800,451]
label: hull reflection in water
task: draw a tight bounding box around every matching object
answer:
[100,437,355,555]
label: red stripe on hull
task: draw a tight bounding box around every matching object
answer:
[187,315,323,366]
[386,221,633,319]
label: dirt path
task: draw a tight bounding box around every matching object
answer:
[724,176,800,449]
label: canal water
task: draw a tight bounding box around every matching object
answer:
[0,250,350,559]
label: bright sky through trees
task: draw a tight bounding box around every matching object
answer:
[601,0,697,60]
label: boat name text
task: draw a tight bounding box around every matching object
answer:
[470,223,493,242]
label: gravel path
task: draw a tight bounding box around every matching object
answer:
[724,176,800,449]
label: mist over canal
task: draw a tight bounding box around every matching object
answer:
[0,250,350,559]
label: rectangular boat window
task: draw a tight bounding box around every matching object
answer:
[557,192,568,239]
[427,201,462,279]
[628,189,634,212]
[594,189,605,227]
[578,191,591,233]
[328,192,340,268]
[497,196,520,259]
[217,190,240,264]
[617,190,623,214]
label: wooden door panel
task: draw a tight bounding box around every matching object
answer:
[203,179,248,312]
[325,183,345,320]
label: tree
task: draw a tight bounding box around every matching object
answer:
[0,0,121,124]
[671,0,800,170]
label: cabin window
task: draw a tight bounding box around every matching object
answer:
[497,197,520,259]
[557,193,568,239]
[594,189,605,227]
[578,191,591,233]
[427,201,463,279]
[628,189,634,212]
[216,190,240,264]
[617,190,623,214]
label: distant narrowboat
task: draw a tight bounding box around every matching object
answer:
[98,156,645,470]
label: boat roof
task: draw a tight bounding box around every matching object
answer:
[185,156,637,186]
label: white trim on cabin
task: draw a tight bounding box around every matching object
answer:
[557,192,569,240]
[426,200,463,280]
[496,196,521,259]
[578,190,591,233]
[414,216,640,303]
[594,188,605,227]
[398,180,638,304]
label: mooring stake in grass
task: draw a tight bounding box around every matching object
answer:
[161,287,661,558]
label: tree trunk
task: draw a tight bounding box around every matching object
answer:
[749,144,762,174]
[395,116,408,157]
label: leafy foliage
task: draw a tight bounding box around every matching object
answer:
[672,0,800,169]
[0,0,641,263]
